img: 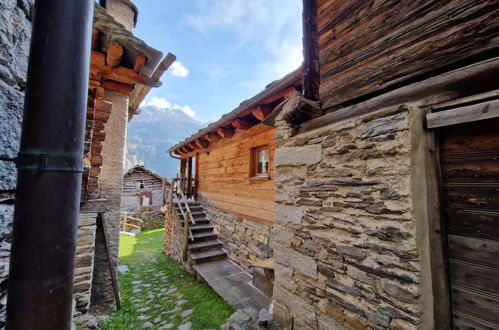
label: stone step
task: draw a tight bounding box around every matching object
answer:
[189,239,223,252]
[175,205,203,212]
[191,232,217,242]
[190,224,214,232]
[179,217,210,225]
[190,248,227,264]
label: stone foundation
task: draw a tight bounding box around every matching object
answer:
[74,213,98,313]
[199,198,273,273]
[164,208,190,271]
[128,211,164,231]
[272,106,425,329]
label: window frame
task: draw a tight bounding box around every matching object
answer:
[250,145,271,181]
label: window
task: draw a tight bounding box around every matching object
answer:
[250,145,270,179]
[135,180,145,190]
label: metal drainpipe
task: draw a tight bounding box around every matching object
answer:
[6,1,93,329]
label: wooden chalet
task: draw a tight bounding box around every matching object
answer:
[121,165,166,212]
[166,0,499,329]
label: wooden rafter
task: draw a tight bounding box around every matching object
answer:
[204,133,221,143]
[196,139,209,149]
[188,143,198,150]
[133,55,146,73]
[106,42,124,68]
[232,118,253,130]
[252,105,272,121]
[91,51,161,88]
[217,127,235,138]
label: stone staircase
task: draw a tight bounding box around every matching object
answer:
[174,201,227,264]
[174,200,270,311]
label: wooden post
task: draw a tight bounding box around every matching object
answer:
[180,158,187,194]
[169,179,174,216]
[182,211,189,261]
[187,157,192,199]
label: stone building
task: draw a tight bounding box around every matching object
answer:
[121,165,165,212]
[0,0,174,323]
[167,1,499,329]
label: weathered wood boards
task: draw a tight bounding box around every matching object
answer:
[197,124,276,224]
[439,118,499,328]
[316,0,499,110]
[427,99,499,128]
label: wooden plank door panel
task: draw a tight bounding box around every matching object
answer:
[439,117,499,329]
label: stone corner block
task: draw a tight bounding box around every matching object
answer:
[275,145,322,166]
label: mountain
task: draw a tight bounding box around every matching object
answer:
[125,105,206,178]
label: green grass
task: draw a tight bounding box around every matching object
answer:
[100,229,234,330]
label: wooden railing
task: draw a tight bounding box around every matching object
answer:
[120,212,143,232]
[169,178,196,261]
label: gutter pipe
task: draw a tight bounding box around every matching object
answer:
[6,1,94,328]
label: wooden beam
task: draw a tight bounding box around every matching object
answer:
[426,99,499,129]
[232,118,253,130]
[252,105,273,121]
[106,42,123,68]
[91,28,100,50]
[80,198,107,213]
[133,55,146,73]
[91,51,161,87]
[129,53,176,113]
[173,149,183,155]
[183,146,193,153]
[188,143,199,150]
[217,127,235,138]
[196,139,209,149]
[204,133,221,143]
[95,87,105,100]
[101,79,135,95]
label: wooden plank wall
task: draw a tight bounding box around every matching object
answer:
[316,0,499,110]
[440,118,499,328]
[197,124,275,224]
[121,169,163,209]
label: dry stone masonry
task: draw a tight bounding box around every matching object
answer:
[272,106,425,329]
[200,199,272,273]
[0,0,33,326]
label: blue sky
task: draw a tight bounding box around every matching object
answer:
[132,0,303,123]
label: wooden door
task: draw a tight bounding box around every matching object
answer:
[440,118,499,329]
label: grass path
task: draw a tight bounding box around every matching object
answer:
[100,229,234,329]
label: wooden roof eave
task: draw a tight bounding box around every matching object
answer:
[167,67,304,154]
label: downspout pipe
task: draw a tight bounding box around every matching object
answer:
[6,1,93,329]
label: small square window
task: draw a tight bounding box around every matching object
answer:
[257,149,269,174]
[250,145,270,179]
[135,180,145,190]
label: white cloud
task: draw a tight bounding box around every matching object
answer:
[143,96,171,108]
[143,97,196,118]
[186,0,303,88]
[170,61,189,78]
[173,104,196,118]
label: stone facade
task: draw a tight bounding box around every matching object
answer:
[272,106,425,329]
[91,90,129,309]
[74,213,98,313]
[0,0,33,326]
[199,198,272,273]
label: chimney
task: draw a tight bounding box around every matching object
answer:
[100,0,138,32]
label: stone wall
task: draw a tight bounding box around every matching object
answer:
[164,209,190,271]
[272,106,425,329]
[0,0,33,326]
[200,198,272,273]
[134,211,164,231]
[74,213,98,313]
[91,90,129,309]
